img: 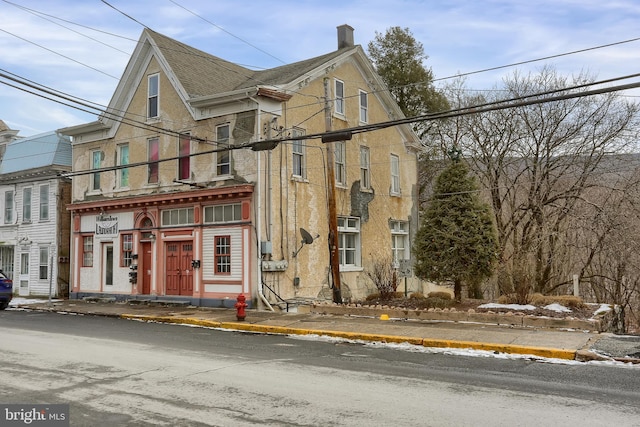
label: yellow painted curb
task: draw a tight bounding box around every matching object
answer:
[120,314,576,360]
[121,314,222,329]
[421,338,576,360]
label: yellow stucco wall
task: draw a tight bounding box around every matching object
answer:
[69,48,420,303]
[261,57,419,301]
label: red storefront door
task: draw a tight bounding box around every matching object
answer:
[165,242,193,296]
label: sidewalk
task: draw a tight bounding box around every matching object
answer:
[11,299,640,364]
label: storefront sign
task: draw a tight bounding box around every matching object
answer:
[96,215,118,237]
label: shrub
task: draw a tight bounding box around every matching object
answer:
[424,297,455,309]
[409,292,426,300]
[365,293,381,301]
[428,291,452,300]
[365,257,399,300]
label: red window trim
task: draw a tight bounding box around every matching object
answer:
[121,233,133,267]
[82,234,94,267]
[214,235,231,275]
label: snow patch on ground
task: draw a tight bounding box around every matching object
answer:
[543,303,572,313]
[9,297,62,306]
[289,334,639,368]
[477,303,536,311]
[593,303,612,316]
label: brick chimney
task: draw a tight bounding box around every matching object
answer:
[337,24,354,49]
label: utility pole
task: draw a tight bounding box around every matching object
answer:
[323,78,342,303]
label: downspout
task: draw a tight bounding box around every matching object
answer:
[250,96,274,311]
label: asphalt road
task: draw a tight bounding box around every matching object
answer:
[2,310,639,426]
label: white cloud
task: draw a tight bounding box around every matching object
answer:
[1,0,639,136]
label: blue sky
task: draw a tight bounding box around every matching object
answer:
[1,0,639,137]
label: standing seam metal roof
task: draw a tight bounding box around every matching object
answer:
[0,131,71,174]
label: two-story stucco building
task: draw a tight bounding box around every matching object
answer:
[60,25,421,308]
[0,121,72,298]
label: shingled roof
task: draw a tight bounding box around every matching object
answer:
[146,29,253,98]
[146,29,358,97]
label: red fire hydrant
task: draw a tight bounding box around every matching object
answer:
[235,293,247,321]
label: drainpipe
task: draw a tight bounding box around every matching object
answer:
[250,96,274,311]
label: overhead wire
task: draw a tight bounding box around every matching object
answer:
[1,0,138,42]
[167,0,287,65]
[59,74,640,178]
[0,28,119,80]
[3,0,131,55]
[3,0,638,132]
[2,1,639,151]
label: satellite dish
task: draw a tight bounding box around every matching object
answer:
[300,228,315,245]
[293,228,317,257]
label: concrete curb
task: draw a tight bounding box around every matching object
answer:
[311,305,602,332]
[121,313,578,361]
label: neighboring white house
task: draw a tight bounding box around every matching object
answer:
[0,122,72,297]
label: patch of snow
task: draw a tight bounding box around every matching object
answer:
[9,297,61,306]
[544,303,572,313]
[478,303,536,311]
[290,334,639,368]
[593,304,612,316]
[9,297,62,307]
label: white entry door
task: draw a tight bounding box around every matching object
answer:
[19,252,29,296]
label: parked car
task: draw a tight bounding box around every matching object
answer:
[0,270,13,310]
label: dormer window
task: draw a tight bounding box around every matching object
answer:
[148,74,159,119]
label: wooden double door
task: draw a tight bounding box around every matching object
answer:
[165,241,194,296]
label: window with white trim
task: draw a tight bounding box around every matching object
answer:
[335,141,346,186]
[203,203,242,223]
[359,90,368,123]
[22,187,31,222]
[91,150,101,191]
[390,154,400,195]
[338,216,361,267]
[39,184,49,220]
[390,220,409,264]
[148,74,159,118]
[334,79,345,115]
[39,246,49,280]
[162,208,194,226]
[216,124,231,176]
[360,146,370,190]
[118,144,129,188]
[4,191,13,224]
[292,128,306,178]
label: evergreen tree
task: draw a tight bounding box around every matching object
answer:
[413,153,498,301]
[367,26,449,139]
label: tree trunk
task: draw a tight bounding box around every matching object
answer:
[454,279,462,302]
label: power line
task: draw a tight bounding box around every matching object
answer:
[0,70,202,142]
[167,0,286,65]
[5,2,637,129]
[1,0,138,42]
[60,74,640,178]
[101,0,150,29]
[3,0,130,55]
[0,28,119,80]
[432,36,640,83]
